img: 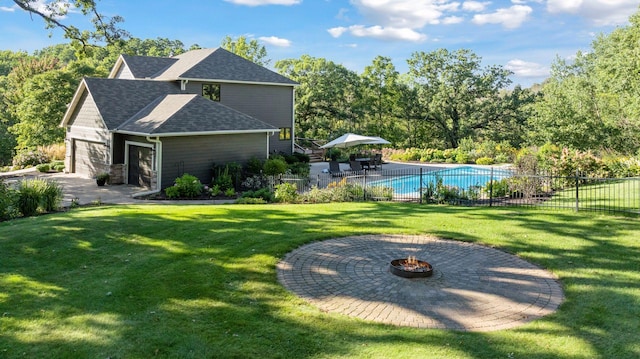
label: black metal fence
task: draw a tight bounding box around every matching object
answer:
[269,166,640,216]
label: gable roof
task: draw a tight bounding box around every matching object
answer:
[81,78,183,130]
[118,54,177,79]
[116,94,277,136]
[119,48,298,86]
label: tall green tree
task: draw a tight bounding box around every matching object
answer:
[407,48,512,148]
[360,56,400,138]
[9,69,75,149]
[528,53,616,150]
[221,36,269,66]
[530,7,640,154]
[275,55,361,140]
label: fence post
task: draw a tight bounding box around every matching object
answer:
[419,167,423,204]
[575,170,580,212]
[363,171,367,201]
[489,167,494,207]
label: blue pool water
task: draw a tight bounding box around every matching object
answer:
[371,166,512,195]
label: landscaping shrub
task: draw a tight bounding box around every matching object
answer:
[17,180,43,216]
[484,178,510,197]
[165,174,203,199]
[274,182,298,203]
[41,180,63,212]
[455,152,470,164]
[364,186,393,201]
[288,162,310,176]
[212,164,235,191]
[36,163,51,172]
[245,157,265,176]
[241,175,267,191]
[475,157,494,165]
[0,178,19,221]
[235,197,268,204]
[12,149,49,168]
[292,152,310,163]
[263,158,288,176]
[38,143,66,161]
[241,187,273,202]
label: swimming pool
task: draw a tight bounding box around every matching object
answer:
[370,166,512,196]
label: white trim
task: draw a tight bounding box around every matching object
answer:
[161,77,298,88]
[107,55,126,79]
[145,136,163,191]
[115,129,278,138]
[124,141,156,187]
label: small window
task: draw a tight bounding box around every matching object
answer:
[279,127,291,141]
[202,84,220,101]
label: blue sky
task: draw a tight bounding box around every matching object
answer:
[1,0,639,87]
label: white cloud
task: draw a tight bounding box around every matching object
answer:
[1,6,16,12]
[547,0,639,26]
[505,59,549,78]
[258,36,292,47]
[442,16,464,25]
[472,5,532,29]
[462,1,490,12]
[350,0,456,28]
[328,27,349,38]
[224,0,301,6]
[329,25,427,42]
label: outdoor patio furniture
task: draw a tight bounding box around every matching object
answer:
[350,160,364,172]
[372,153,382,170]
[329,160,344,176]
[356,157,372,170]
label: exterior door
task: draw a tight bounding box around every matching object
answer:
[128,145,152,188]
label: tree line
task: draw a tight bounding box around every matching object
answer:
[1,7,639,167]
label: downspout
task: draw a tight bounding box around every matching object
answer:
[133,136,162,197]
[180,79,189,91]
[266,132,272,157]
[291,87,296,154]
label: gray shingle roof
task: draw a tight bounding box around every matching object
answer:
[120,54,177,79]
[84,78,182,130]
[153,48,298,85]
[116,94,276,135]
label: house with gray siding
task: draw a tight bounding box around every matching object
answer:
[60,48,298,191]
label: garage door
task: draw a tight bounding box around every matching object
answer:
[73,139,106,178]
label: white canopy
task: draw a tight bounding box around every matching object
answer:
[320,133,390,149]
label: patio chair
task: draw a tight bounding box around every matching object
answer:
[372,153,383,170]
[349,160,364,172]
[329,160,345,176]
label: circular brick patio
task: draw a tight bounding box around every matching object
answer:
[277,235,564,331]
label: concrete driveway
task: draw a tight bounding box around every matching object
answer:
[2,169,140,207]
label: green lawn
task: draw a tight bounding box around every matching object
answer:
[1,203,639,358]
[548,178,640,214]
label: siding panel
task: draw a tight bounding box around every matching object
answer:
[184,81,294,154]
[161,133,267,188]
[67,92,105,129]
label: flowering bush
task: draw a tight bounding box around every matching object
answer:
[12,149,50,168]
[165,174,203,199]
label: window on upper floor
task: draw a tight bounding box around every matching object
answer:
[202,83,220,101]
[279,127,291,141]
